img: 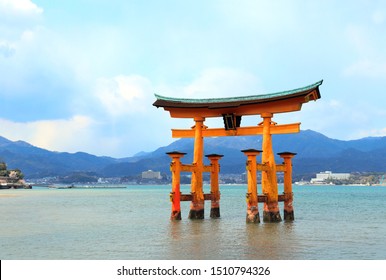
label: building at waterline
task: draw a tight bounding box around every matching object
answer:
[310,171,350,184]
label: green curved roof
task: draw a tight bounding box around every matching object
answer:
[153,80,322,107]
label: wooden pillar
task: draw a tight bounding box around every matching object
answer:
[166,151,186,220]
[206,154,223,218]
[278,152,296,221]
[189,117,205,219]
[242,149,262,223]
[261,113,282,222]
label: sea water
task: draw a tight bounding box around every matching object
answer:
[1,184,386,260]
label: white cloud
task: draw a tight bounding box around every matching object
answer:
[273,98,368,140]
[275,95,386,141]
[183,68,262,98]
[0,116,97,153]
[344,59,386,78]
[0,1,43,79]
[343,22,386,79]
[159,67,263,99]
[328,99,341,108]
[0,41,15,57]
[217,0,297,35]
[152,67,264,128]
[372,10,385,24]
[0,0,42,16]
[0,113,171,157]
[95,75,153,117]
[0,0,43,39]
[2,0,386,159]
[357,128,386,139]
[0,25,76,99]
[0,0,43,22]
[97,69,260,112]
[345,24,373,55]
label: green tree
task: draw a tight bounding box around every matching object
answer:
[0,162,7,171]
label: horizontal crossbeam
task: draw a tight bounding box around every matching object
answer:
[172,123,300,138]
[180,193,214,201]
[179,164,212,173]
[179,193,287,202]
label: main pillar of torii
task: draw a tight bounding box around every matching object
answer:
[153,80,322,221]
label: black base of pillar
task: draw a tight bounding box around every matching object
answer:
[284,210,294,221]
[246,212,260,223]
[170,211,181,220]
[263,211,282,223]
[210,207,220,218]
[188,209,205,219]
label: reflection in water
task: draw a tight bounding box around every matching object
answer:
[2,185,386,259]
[168,219,224,259]
[244,222,298,259]
[167,214,301,260]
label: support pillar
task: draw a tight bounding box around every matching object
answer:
[166,151,186,220]
[189,117,205,219]
[206,154,223,218]
[242,149,262,223]
[261,113,282,222]
[278,152,296,221]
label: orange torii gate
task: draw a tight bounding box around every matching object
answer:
[153,80,322,223]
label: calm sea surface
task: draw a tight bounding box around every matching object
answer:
[1,184,386,260]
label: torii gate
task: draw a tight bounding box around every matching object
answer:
[153,80,322,223]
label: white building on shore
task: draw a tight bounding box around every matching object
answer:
[141,170,162,180]
[310,171,350,184]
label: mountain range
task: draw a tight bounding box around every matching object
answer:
[1,130,386,179]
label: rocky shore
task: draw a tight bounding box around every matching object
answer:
[0,162,31,189]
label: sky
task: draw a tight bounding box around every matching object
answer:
[1,0,386,158]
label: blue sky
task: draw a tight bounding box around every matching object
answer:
[1,0,386,157]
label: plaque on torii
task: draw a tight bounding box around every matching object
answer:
[153,80,322,222]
